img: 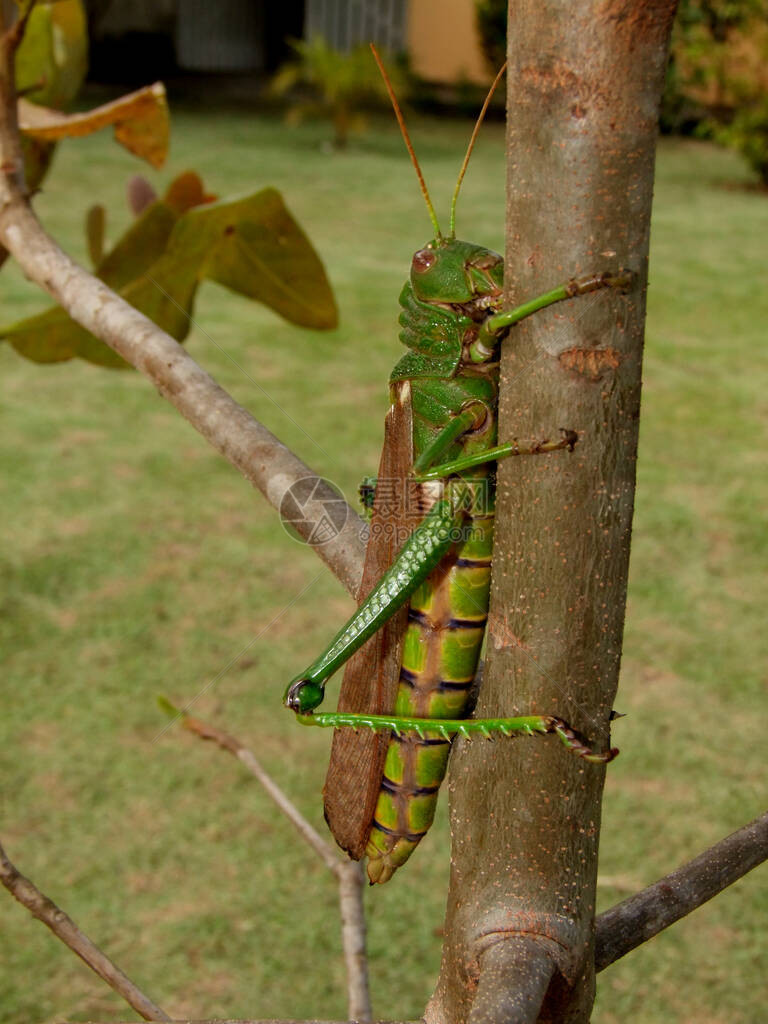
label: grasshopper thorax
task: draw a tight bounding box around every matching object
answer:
[410,238,503,308]
[393,239,505,382]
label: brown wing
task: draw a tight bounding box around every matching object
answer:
[322,381,421,859]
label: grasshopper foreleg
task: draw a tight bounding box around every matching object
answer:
[414,429,578,481]
[469,269,634,362]
[284,486,471,714]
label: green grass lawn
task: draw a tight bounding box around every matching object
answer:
[1,105,766,1024]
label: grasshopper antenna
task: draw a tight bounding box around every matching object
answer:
[449,62,507,238]
[370,42,443,243]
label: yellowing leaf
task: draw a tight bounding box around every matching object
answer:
[18,83,170,168]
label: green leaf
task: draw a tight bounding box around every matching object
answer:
[95,200,179,291]
[175,188,338,330]
[0,182,337,367]
[19,134,56,194]
[14,0,88,109]
[2,305,129,368]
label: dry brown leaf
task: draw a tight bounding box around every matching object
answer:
[18,82,169,168]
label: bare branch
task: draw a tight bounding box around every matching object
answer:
[0,838,171,1021]
[177,712,372,1023]
[0,1,27,270]
[0,3,26,195]
[0,15,370,1019]
[0,18,365,595]
[595,809,768,972]
[336,860,372,1023]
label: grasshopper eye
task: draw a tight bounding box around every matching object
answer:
[412,249,437,273]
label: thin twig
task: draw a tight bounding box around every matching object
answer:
[178,712,373,1023]
[336,860,372,1021]
[0,3,26,195]
[4,0,40,50]
[0,838,171,1021]
[595,809,768,972]
[181,714,341,875]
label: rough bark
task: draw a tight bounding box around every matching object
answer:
[428,3,678,1022]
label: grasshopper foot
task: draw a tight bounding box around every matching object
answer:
[560,428,578,451]
[284,677,324,714]
[549,716,619,763]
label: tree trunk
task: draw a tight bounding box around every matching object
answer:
[427,3,678,1022]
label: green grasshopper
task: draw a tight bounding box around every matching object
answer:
[285,50,626,884]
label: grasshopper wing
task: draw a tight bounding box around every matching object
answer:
[322,382,421,859]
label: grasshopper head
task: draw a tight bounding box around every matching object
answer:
[410,238,503,307]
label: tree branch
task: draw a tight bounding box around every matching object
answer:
[0,838,171,1021]
[177,713,372,1024]
[0,6,366,596]
[0,198,366,593]
[181,714,341,873]
[595,809,768,972]
[428,3,678,1021]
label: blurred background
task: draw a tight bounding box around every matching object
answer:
[1,2,766,1024]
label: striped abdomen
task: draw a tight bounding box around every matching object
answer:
[365,510,493,883]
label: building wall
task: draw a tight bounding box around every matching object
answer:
[407,0,489,85]
[175,0,265,71]
[305,0,406,53]
[95,0,176,35]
